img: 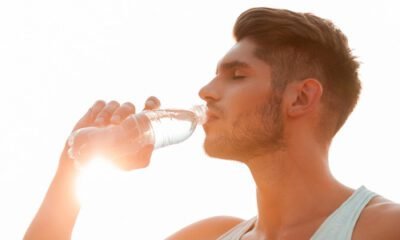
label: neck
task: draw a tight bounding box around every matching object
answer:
[244,138,352,239]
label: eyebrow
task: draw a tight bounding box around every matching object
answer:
[216,60,251,74]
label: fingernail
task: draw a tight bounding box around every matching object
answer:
[68,147,76,159]
[146,100,156,108]
[95,117,105,125]
[111,115,121,123]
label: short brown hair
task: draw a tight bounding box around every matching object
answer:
[234,7,361,138]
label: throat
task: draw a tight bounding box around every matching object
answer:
[244,152,352,239]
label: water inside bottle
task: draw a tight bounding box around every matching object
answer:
[145,109,199,149]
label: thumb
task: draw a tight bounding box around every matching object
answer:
[116,144,154,171]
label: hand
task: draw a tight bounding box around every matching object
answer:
[72,96,161,131]
[25,98,162,240]
[61,97,161,170]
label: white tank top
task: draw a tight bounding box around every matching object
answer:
[217,186,376,240]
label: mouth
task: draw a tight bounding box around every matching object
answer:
[206,114,218,122]
[202,104,222,126]
[204,109,219,125]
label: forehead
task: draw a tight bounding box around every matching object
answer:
[217,38,270,72]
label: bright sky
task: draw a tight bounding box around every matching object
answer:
[0,0,399,239]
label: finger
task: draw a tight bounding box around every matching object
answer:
[110,102,136,124]
[94,101,120,126]
[143,96,161,111]
[89,100,107,120]
[72,100,106,131]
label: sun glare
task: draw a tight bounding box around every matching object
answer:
[73,157,142,239]
[75,156,122,205]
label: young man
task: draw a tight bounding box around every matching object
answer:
[25,7,400,240]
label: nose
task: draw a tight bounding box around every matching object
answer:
[198,78,220,102]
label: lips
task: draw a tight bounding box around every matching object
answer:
[204,106,220,125]
[206,112,218,121]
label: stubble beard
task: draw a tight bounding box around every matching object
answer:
[204,93,285,161]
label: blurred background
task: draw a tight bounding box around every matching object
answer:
[0,0,399,239]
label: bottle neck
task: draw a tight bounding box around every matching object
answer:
[191,105,207,125]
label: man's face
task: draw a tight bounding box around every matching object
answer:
[199,38,285,161]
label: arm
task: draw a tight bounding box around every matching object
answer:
[24,100,107,240]
[24,98,160,240]
[23,148,81,240]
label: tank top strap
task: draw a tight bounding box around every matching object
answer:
[311,186,377,240]
[217,217,257,240]
[218,186,376,240]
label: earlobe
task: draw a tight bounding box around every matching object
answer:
[287,79,323,117]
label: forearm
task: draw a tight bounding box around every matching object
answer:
[24,150,80,240]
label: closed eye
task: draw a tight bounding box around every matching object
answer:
[232,69,246,80]
[232,75,246,80]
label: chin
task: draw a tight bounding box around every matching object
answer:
[203,138,225,158]
[203,138,243,162]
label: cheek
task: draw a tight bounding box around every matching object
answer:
[224,84,270,118]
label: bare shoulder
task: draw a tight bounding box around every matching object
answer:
[165,216,244,240]
[354,195,400,240]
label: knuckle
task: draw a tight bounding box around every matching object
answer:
[145,96,161,109]
[91,100,106,112]
[94,100,106,107]
[101,101,120,115]
[122,102,135,111]
[147,96,160,104]
[99,109,112,117]
[108,100,120,106]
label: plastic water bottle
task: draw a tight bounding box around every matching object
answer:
[67,105,207,168]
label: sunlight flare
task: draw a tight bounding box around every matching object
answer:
[75,156,122,206]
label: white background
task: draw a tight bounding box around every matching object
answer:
[0,0,399,239]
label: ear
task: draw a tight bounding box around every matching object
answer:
[285,78,323,118]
